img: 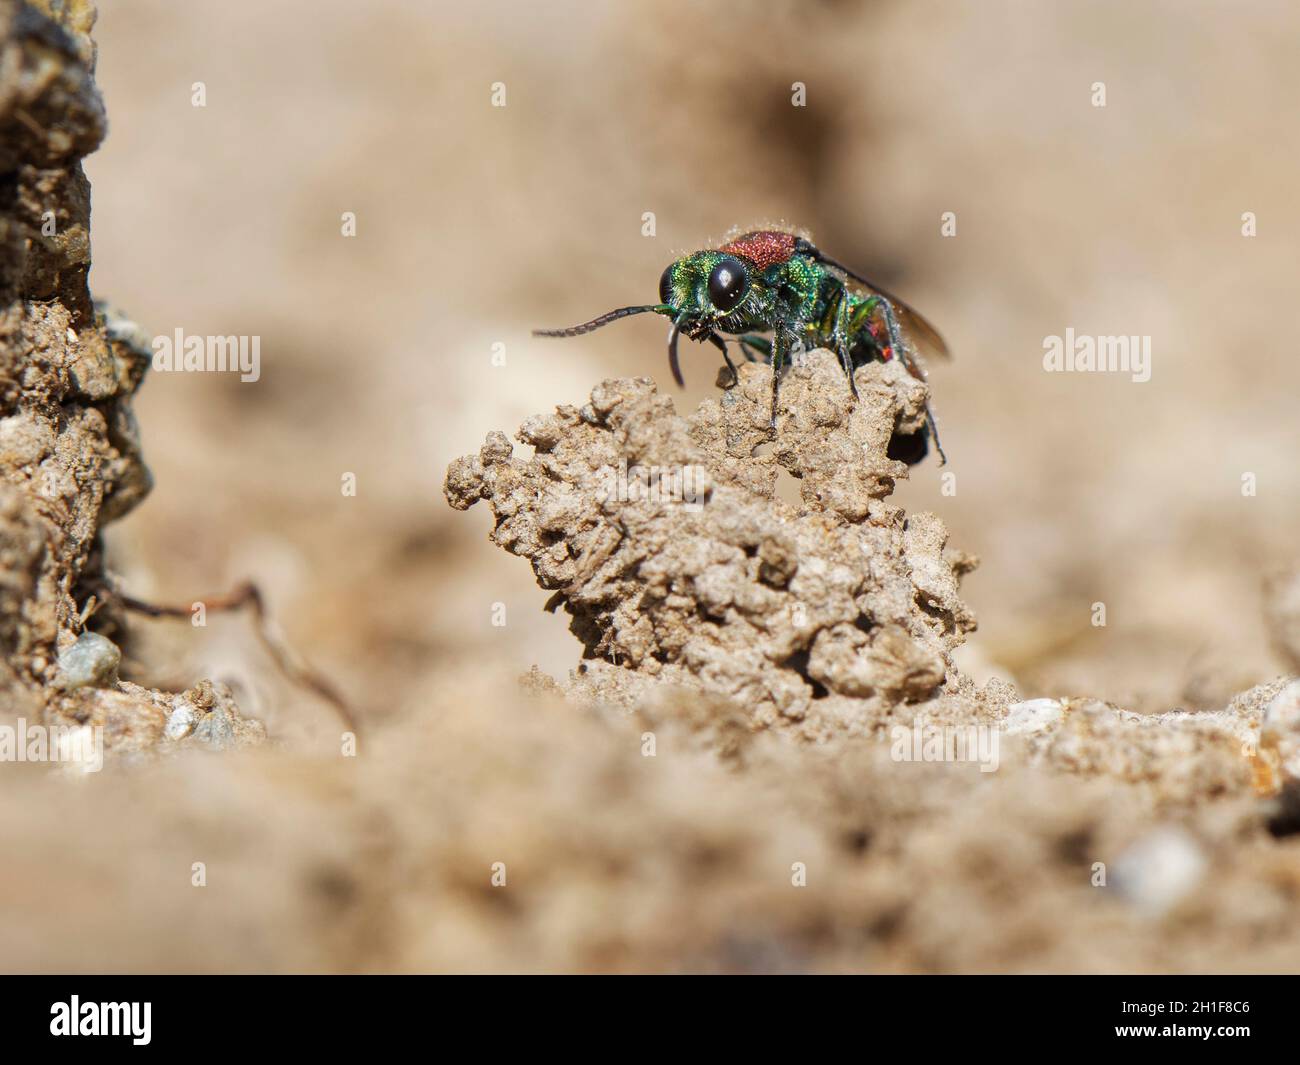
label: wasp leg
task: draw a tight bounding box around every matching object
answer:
[831,287,859,401]
[769,327,794,430]
[736,334,772,363]
[871,296,948,466]
[705,331,740,387]
[923,407,947,465]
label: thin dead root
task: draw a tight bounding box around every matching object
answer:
[116,581,359,735]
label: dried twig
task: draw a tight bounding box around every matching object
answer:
[116,581,359,735]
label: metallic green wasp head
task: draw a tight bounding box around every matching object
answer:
[658,251,754,325]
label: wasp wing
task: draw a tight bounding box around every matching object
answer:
[800,245,952,367]
[867,282,951,366]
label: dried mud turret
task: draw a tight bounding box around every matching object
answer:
[447,350,1298,816]
[447,352,977,739]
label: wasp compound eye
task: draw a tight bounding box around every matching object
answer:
[659,264,676,306]
[707,257,747,312]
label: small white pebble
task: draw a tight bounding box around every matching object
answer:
[1260,679,1300,781]
[164,702,198,741]
[1003,698,1065,735]
[1113,826,1206,916]
[66,327,77,343]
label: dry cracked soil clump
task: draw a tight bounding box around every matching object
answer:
[445,353,1300,795]
[446,352,980,741]
[0,0,263,756]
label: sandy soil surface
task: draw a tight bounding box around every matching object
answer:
[0,0,1297,973]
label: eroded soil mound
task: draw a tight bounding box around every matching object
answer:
[447,354,976,739]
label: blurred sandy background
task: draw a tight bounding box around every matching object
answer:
[4,0,1297,972]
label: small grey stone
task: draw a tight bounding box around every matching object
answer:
[193,703,236,750]
[56,631,121,691]
[164,702,198,741]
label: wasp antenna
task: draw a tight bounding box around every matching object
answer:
[533,305,669,338]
